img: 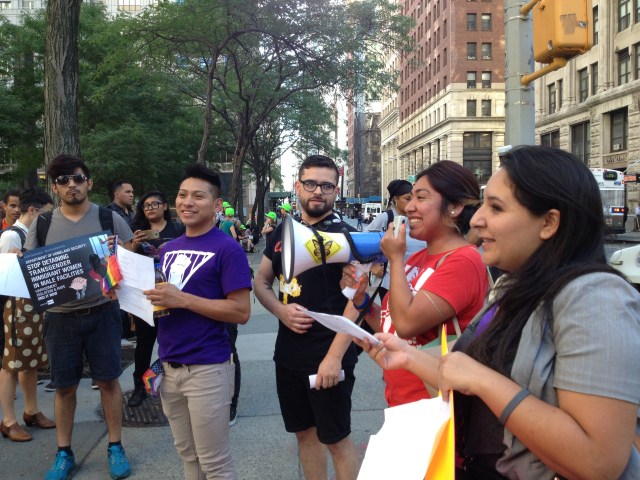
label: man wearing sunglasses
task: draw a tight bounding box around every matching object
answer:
[254,155,360,480]
[24,154,134,480]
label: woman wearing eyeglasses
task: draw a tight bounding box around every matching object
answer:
[127,191,185,407]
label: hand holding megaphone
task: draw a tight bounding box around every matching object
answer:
[341,261,371,299]
[380,215,408,263]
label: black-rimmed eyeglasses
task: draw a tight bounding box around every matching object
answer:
[300,180,336,194]
[54,174,88,186]
[143,201,164,211]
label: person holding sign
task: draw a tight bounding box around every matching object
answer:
[358,146,640,479]
[24,154,134,480]
[144,164,252,480]
[0,188,54,443]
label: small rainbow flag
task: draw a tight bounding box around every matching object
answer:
[142,359,164,397]
[101,238,123,295]
[101,253,123,294]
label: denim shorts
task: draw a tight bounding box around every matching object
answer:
[44,301,123,388]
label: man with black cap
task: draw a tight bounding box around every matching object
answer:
[367,179,426,298]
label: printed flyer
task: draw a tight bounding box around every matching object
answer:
[19,231,111,310]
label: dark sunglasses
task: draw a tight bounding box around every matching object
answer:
[54,174,88,186]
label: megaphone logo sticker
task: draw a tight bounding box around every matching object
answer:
[305,234,342,264]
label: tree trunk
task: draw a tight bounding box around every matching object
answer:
[197,62,216,164]
[230,136,248,208]
[44,0,81,165]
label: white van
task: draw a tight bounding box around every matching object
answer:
[362,203,382,223]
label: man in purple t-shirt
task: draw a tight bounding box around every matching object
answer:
[145,164,252,480]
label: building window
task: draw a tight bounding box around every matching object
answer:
[0,1,11,9]
[620,0,631,31]
[558,79,563,110]
[548,83,557,113]
[481,13,492,31]
[591,63,598,95]
[637,0,640,21]
[467,100,477,117]
[481,43,492,59]
[619,48,630,85]
[467,71,477,88]
[610,108,628,152]
[467,13,477,30]
[463,132,492,184]
[636,43,640,79]
[118,0,142,10]
[467,43,477,60]
[481,99,491,116]
[443,19,447,37]
[578,68,589,102]
[593,7,598,45]
[541,130,560,148]
[481,71,491,88]
[571,122,590,164]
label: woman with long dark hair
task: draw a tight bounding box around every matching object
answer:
[127,191,185,407]
[360,146,640,478]
[343,161,489,407]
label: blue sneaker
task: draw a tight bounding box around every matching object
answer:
[45,450,76,480]
[107,444,132,479]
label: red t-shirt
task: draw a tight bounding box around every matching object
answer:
[380,245,488,407]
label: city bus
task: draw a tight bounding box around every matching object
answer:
[590,168,626,233]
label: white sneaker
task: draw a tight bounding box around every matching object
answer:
[120,339,135,349]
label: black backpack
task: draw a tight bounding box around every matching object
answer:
[35,206,114,247]
[383,209,394,231]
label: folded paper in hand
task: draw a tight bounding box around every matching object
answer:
[304,309,380,346]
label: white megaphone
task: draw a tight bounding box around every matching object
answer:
[281,216,386,285]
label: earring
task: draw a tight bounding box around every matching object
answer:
[451,211,455,215]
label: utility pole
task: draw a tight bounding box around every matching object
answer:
[504,0,536,146]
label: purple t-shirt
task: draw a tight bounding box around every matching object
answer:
[157,227,252,365]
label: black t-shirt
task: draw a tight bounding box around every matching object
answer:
[265,213,358,372]
[135,221,186,258]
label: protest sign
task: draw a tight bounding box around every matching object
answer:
[19,231,110,310]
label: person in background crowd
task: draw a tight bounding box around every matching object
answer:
[127,191,185,408]
[366,179,426,299]
[220,207,238,240]
[0,188,55,443]
[237,225,255,253]
[144,164,252,479]
[25,154,133,480]
[342,161,488,408]
[359,146,640,479]
[107,180,135,227]
[279,203,292,219]
[1,189,21,230]
[261,212,277,244]
[107,180,136,347]
[254,155,360,480]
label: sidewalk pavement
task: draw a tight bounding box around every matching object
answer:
[2,246,388,479]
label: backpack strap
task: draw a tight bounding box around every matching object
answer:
[98,206,115,234]
[36,206,115,247]
[36,211,53,247]
[384,209,394,231]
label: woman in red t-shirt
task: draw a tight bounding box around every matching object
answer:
[342,161,489,406]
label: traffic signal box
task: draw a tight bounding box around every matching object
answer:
[532,0,593,64]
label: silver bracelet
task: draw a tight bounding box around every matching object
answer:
[499,387,530,425]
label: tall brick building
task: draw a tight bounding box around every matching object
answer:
[377,0,506,205]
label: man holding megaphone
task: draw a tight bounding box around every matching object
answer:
[254,155,360,480]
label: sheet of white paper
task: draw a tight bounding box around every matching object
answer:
[305,309,381,346]
[309,370,345,389]
[114,248,155,326]
[0,253,30,298]
[357,398,450,479]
